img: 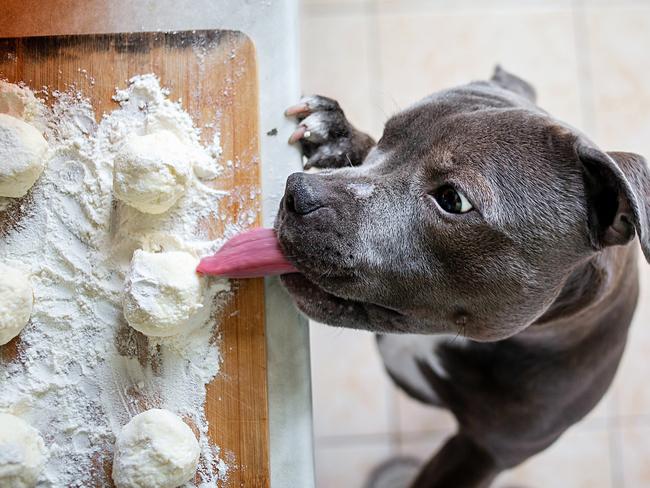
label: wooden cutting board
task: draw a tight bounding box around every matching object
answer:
[0,30,269,487]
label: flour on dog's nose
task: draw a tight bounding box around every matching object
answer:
[347,182,375,199]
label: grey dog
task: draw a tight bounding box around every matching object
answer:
[275,67,650,488]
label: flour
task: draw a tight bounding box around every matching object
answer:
[0,75,242,487]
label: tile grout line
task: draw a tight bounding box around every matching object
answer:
[302,1,372,18]
[608,416,626,488]
[315,431,396,448]
[367,0,389,134]
[378,0,574,16]
[608,370,623,487]
[315,428,454,447]
[388,386,403,454]
[572,2,623,486]
[367,0,401,460]
[303,0,650,16]
[305,0,579,17]
[571,0,598,138]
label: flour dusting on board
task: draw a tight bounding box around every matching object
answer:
[0,75,252,486]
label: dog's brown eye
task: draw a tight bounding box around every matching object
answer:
[431,185,473,214]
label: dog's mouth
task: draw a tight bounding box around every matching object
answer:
[279,271,409,331]
[196,225,406,328]
[281,271,362,322]
[276,231,410,328]
[196,224,355,290]
[276,223,359,298]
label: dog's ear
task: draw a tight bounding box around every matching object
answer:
[491,65,536,102]
[576,140,650,262]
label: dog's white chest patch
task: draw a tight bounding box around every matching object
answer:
[427,334,470,379]
[377,333,470,406]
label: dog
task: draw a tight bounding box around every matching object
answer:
[275,66,650,488]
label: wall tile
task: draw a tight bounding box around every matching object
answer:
[584,5,650,155]
[315,438,393,488]
[301,11,382,139]
[376,6,583,129]
[496,428,613,488]
[618,421,650,487]
[611,252,650,417]
[311,323,395,438]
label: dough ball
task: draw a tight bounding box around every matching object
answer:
[0,81,43,122]
[112,409,200,488]
[0,263,34,345]
[0,114,48,198]
[123,250,205,337]
[113,131,192,214]
[0,413,46,488]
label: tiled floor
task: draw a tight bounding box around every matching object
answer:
[300,1,650,487]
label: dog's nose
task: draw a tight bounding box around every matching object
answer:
[283,172,324,215]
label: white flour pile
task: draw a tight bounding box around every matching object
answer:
[0,75,251,486]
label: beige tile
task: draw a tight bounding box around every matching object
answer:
[397,431,449,461]
[495,428,613,488]
[311,322,395,438]
[315,438,393,488]
[302,0,369,7]
[378,0,573,10]
[394,387,456,433]
[376,6,583,129]
[618,421,650,487]
[398,429,613,487]
[300,12,382,139]
[610,253,650,417]
[575,0,650,428]
[584,6,650,155]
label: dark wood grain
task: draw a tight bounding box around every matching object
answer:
[0,30,269,488]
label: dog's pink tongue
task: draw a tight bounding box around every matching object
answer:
[196,228,298,278]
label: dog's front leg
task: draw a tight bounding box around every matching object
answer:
[285,95,376,169]
[410,434,499,488]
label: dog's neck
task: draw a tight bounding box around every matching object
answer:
[516,244,639,347]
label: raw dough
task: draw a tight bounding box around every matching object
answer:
[0,114,48,198]
[112,409,200,488]
[0,263,34,345]
[0,81,43,123]
[113,131,192,214]
[0,413,46,488]
[123,250,205,337]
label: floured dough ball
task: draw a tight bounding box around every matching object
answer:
[0,81,43,122]
[123,250,205,337]
[0,263,34,345]
[0,114,48,198]
[0,413,46,488]
[113,131,192,214]
[112,409,200,488]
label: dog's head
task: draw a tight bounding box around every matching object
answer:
[275,69,650,341]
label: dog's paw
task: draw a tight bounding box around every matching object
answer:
[285,95,373,169]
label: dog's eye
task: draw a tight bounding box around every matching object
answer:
[431,185,473,214]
